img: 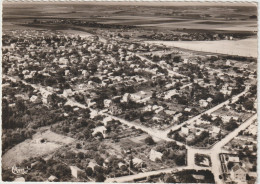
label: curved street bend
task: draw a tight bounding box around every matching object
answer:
[4,75,256,184]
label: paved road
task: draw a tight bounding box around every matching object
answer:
[135,53,187,78]
[105,165,209,183]
[164,85,250,134]
[5,75,256,184]
[210,114,257,184]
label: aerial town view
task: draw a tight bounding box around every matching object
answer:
[1,1,258,184]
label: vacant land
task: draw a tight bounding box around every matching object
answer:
[2,130,75,169]
[146,38,257,57]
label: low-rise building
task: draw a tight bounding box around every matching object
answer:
[181,126,189,136]
[92,126,107,138]
[149,149,163,162]
[48,175,58,182]
[104,99,112,108]
[199,99,209,108]
[132,157,144,168]
[69,166,84,179]
[230,164,247,183]
[118,162,127,170]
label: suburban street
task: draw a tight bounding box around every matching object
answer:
[2,4,257,183]
[135,53,187,78]
[164,85,251,134]
[3,72,256,184]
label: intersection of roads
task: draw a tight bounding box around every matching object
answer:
[4,45,257,184]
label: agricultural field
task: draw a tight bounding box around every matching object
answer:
[2,1,257,183]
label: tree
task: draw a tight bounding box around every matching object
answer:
[224,119,238,131]
[173,56,182,63]
[77,152,85,159]
[201,114,212,122]
[151,91,157,99]
[94,132,104,140]
[175,155,185,166]
[145,136,155,145]
[62,126,70,133]
[76,143,82,149]
[227,162,235,170]
[85,167,93,176]
[213,92,225,104]
[53,163,71,178]
[16,99,26,112]
[213,116,223,126]
[243,100,254,111]
[165,175,175,183]
[95,156,104,166]
[95,173,106,182]
[94,165,103,173]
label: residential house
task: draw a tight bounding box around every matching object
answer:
[173,113,183,122]
[181,126,189,136]
[199,99,209,108]
[92,126,107,138]
[104,99,112,108]
[63,89,73,98]
[207,97,213,103]
[186,134,196,143]
[118,162,127,170]
[102,116,113,126]
[230,164,247,183]
[48,175,58,182]
[226,60,233,66]
[88,161,98,170]
[211,126,221,137]
[228,155,240,163]
[195,129,203,136]
[184,108,192,112]
[109,103,122,115]
[132,157,144,168]
[130,94,142,101]
[192,175,205,181]
[149,149,163,162]
[70,166,84,179]
[121,93,131,103]
[183,58,189,64]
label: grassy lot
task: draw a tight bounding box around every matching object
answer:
[2,130,75,169]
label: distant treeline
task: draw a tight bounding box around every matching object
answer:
[139,32,255,41]
[221,55,257,62]
[29,19,137,29]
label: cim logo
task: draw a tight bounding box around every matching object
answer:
[11,165,29,175]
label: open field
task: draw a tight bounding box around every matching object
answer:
[3,3,257,32]
[2,130,75,169]
[146,37,257,58]
[137,20,257,32]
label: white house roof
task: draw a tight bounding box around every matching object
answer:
[229,156,240,163]
[212,126,220,134]
[133,157,143,165]
[92,126,107,136]
[103,116,113,126]
[149,149,163,162]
